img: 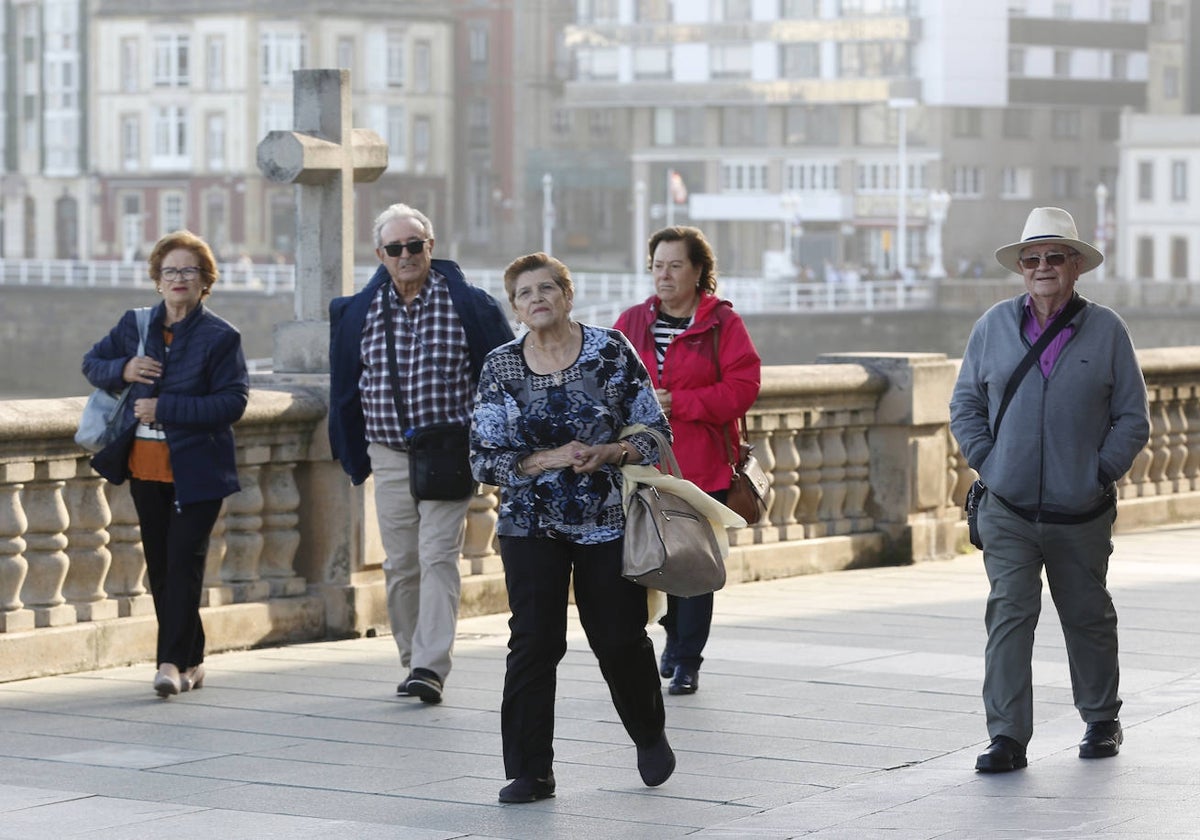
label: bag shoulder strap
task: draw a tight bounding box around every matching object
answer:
[710,317,747,469]
[636,427,684,479]
[993,294,1085,437]
[135,306,151,355]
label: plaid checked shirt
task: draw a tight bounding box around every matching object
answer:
[358,270,474,449]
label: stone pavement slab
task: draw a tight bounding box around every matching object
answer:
[1,526,1198,839]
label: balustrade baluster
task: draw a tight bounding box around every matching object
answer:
[223,465,268,602]
[260,461,306,597]
[1148,398,1170,495]
[21,463,76,627]
[795,423,824,538]
[62,469,118,621]
[104,481,154,616]
[202,505,233,607]
[843,423,872,528]
[1184,390,1200,491]
[0,464,35,632]
[464,487,502,575]
[818,426,850,534]
[1166,400,1189,494]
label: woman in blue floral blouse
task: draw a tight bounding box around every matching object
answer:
[471,252,676,804]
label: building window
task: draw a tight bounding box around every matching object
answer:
[386,31,404,87]
[1170,237,1188,279]
[207,36,225,90]
[634,46,671,80]
[206,112,225,170]
[951,166,984,197]
[1138,161,1154,201]
[259,100,291,138]
[552,109,573,135]
[1111,3,1130,19]
[1099,110,1120,141]
[785,104,840,145]
[121,114,139,171]
[261,31,307,87]
[1136,236,1153,277]
[1053,2,1072,16]
[839,41,908,77]
[1002,108,1032,138]
[711,44,752,79]
[1163,66,1180,100]
[1051,166,1079,199]
[720,161,768,192]
[1053,50,1070,78]
[636,0,670,22]
[1000,166,1032,199]
[721,106,768,146]
[1008,48,1025,76]
[780,43,819,78]
[467,100,490,148]
[1051,109,1080,139]
[120,37,139,92]
[717,0,753,20]
[589,110,613,138]
[1171,160,1188,201]
[579,48,619,80]
[780,0,819,16]
[578,0,619,23]
[153,34,189,87]
[952,108,982,138]
[151,105,188,168]
[468,25,488,65]
[161,191,185,235]
[413,116,430,171]
[653,107,704,147]
[414,41,431,93]
[1111,52,1128,81]
[386,106,406,165]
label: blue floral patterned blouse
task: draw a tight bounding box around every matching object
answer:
[470,324,670,544]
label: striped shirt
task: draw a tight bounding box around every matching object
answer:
[651,312,692,377]
[359,270,473,448]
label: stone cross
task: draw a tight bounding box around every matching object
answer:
[257,69,387,373]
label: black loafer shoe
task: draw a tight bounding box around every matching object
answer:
[499,772,556,803]
[659,651,675,679]
[975,735,1028,773]
[396,672,414,695]
[406,668,443,704]
[668,665,698,695]
[637,733,676,787]
[1079,720,1122,759]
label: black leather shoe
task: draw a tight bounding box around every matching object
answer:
[637,734,676,787]
[668,665,698,695]
[975,735,1027,773]
[499,772,556,803]
[1079,720,1122,758]
[659,650,675,679]
[406,668,443,704]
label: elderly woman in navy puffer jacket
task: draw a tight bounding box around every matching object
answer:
[83,230,249,699]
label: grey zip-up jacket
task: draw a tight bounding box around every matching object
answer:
[950,293,1149,516]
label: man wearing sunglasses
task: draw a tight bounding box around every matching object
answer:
[328,203,514,704]
[950,206,1149,773]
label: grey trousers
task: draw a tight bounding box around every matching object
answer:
[977,490,1121,745]
[369,442,471,682]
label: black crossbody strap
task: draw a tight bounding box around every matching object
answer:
[992,294,1085,437]
[379,283,411,435]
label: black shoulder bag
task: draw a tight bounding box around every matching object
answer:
[965,295,1085,549]
[380,284,476,501]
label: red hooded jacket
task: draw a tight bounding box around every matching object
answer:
[614,292,762,492]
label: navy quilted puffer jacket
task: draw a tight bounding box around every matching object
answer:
[82,301,249,506]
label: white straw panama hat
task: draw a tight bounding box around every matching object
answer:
[994,206,1105,275]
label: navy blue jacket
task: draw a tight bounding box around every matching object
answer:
[328,259,514,485]
[83,302,249,505]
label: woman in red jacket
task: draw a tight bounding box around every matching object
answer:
[613,225,761,695]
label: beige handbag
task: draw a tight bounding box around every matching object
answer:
[621,428,726,597]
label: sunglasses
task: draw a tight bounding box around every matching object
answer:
[1018,252,1074,270]
[382,239,428,257]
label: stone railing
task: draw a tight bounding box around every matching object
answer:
[4,349,1200,682]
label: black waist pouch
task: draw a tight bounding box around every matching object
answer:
[408,423,476,501]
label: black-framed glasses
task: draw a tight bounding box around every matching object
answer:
[383,239,428,257]
[1018,252,1073,270]
[160,266,203,281]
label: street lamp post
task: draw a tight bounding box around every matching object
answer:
[634,179,647,274]
[1094,182,1108,283]
[926,189,951,280]
[889,98,916,279]
[541,173,554,256]
[781,193,803,275]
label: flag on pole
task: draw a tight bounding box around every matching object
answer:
[669,170,688,204]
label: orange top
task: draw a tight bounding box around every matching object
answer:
[128,330,173,483]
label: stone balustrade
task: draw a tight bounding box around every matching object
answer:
[3,349,1200,682]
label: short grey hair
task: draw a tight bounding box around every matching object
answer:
[372,203,435,247]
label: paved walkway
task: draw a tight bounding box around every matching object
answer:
[2,527,1199,840]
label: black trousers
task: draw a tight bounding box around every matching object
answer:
[129,480,221,670]
[498,535,665,780]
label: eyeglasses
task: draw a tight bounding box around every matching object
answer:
[160,266,203,281]
[382,239,428,257]
[1018,252,1074,270]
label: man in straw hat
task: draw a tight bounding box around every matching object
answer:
[949,207,1149,773]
